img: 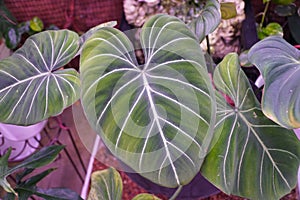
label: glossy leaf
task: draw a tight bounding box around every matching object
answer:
[248,36,300,128]
[220,2,237,19]
[29,17,44,32]
[132,193,161,200]
[189,0,221,42]
[81,14,215,187]
[0,30,80,125]
[257,22,283,40]
[87,168,122,200]
[201,53,300,200]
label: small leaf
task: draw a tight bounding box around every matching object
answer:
[271,0,295,5]
[0,149,17,195]
[20,168,56,187]
[87,168,123,200]
[3,27,20,49]
[249,36,300,128]
[189,0,221,41]
[9,145,64,173]
[257,22,283,40]
[239,50,252,67]
[29,17,44,32]
[220,2,237,19]
[288,14,300,44]
[202,53,300,199]
[132,193,161,200]
[274,4,296,17]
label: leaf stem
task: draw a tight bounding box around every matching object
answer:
[170,185,183,200]
[259,1,270,28]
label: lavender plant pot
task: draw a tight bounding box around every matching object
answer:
[0,121,47,161]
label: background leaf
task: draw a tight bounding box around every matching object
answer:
[87,168,122,200]
[0,30,80,125]
[188,0,221,42]
[220,2,237,19]
[132,193,161,200]
[201,53,300,200]
[288,14,300,44]
[81,14,216,187]
[248,36,300,128]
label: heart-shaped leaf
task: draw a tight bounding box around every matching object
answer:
[248,36,300,128]
[188,0,221,42]
[201,53,300,200]
[0,30,80,125]
[81,14,216,187]
[87,168,122,200]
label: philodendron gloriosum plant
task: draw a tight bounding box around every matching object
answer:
[0,0,299,199]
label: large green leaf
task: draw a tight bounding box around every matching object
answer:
[188,0,221,42]
[87,168,122,200]
[0,30,80,125]
[81,14,216,187]
[248,36,300,128]
[201,53,300,200]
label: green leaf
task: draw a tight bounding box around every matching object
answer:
[257,22,283,40]
[271,0,295,5]
[0,149,17,195]
[248,36,300,128]
[132,193,161,200]
[201,53,300,200]
[0,30,80,125]
[288,14,300,44]
[3,27,20,49]
[8,145,64,174]
[87,168,122,200]
[20,168,56,187]
[29,17,44,32]
[220,2,237,19]
[81,14,216,187]
[188,0,221,42]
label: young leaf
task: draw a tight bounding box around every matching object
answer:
[81,14,216,187]
[201,53,300,200]
[132,193,161,200]
[248,36,300,128]
[0,30,80,125]
[87,168,123,200]
[220,2,237,19]
[188,0,221,42]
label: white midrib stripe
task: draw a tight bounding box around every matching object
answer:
[0,72,49,93]
[238,113,292,189]
[142,73,180,185]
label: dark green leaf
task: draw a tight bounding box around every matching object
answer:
[288,14,300,44]
[274,4,296,17]
[189,0,221,41]
[0,30,80,125]
[20,168,56,187]
[87,168,122,200]
[0,148,16,195]
[15,168,34,184]
[202,53,300,200]
[3,27,20,49]
[81,14,216,187]
[8,145,64,174]
[271,0,295,5]
[249,36,300,128]
[220,2,237,19]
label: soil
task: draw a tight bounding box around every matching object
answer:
[93,159,298,200]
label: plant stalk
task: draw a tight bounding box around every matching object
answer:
[170,185,183,200]
[259,1,270,28]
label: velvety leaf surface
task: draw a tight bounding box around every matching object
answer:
[87,168,122,200]
[201,53,300,200]
[0,30,80,125]
[188,0,221,42]
[81,14,216,187]
[248,36,300,128]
